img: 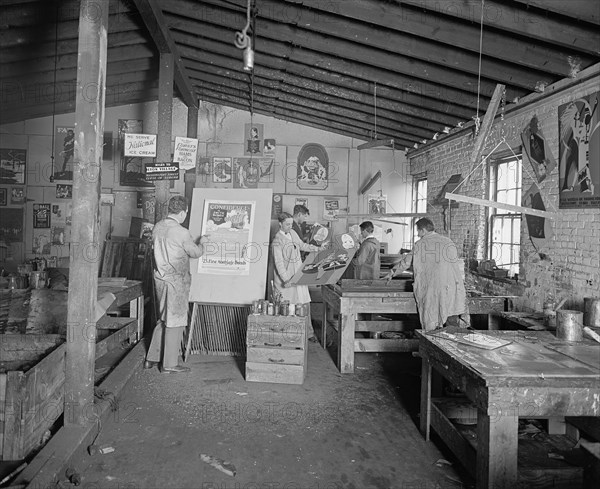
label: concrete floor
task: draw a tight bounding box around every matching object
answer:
[64,339,470,489]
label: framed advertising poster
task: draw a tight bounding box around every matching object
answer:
[53,126,74,181]
[119,119,152,187]
[0,148,26,184]
[558,91,600,208]
[244,123,263,156]
[33,203,51,228]
[212,157,232,183]
[297,143,328,190]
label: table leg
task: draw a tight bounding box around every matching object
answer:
[338,312,355,373]
[321,296,328,349]
[130,294,144,342]
[419,357,432,441]
[476,409,518,489]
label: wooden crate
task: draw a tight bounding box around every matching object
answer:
[0,334,65,461]
[0,317,138,461]
[246,315,308,385]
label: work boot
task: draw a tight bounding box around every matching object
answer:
[161,365,191,374]
[143,360,159,370]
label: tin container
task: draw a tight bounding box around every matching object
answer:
[295,304,306,317]
[260,300,269,315]
[556,310,583,342]
[267,302,275,315]
[29,271,47,289]
[288,303,295,316]
[280,301,289,316]
[252,300,261,315]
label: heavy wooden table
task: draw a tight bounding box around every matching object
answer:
[417,329,600,489]
[99,279,145,342]
[321,280,510,373]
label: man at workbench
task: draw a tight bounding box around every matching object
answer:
[145,196,208,373]
[352,221,381,280]
[385,218,467,331]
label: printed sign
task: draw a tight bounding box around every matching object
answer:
[124,133,157,157]
[144,162,180,181]
[33,203,51,228]
[173,136,199,170]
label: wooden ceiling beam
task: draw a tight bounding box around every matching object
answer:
[180,48,463,130]
[398,0,600,56]
[189,0,563,85]
[130,0,196,108]
[0,31,146,63]
[186,64,436,140]
[1,42,154,77]
[191,76,422,144]
[164,7,526,106]
[169,20,488,113]
[511,0,600,26]
[194,87,412,148]
[284,0,596,76]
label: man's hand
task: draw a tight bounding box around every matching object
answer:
[384,269,395,284]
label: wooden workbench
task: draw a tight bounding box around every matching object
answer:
[321,280,511,373]
[417,329,600,489]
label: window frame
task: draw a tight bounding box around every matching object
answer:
[412,173,427,245]
[487,149,522,276]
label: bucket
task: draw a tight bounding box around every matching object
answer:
[556,310,583,342]
[583,297,600,327]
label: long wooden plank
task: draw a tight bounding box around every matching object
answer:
[354,338,419,352]
[445,192,557,219]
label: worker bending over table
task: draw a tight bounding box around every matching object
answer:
[351,221,381,280]
[385,218,467,331]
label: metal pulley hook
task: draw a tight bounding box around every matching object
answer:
[234,0,253,49]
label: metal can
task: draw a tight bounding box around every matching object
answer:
[288,303,295,316]
[295,303,305,317]
[260,300,269,315]
[267,302,275,315]
[280,301,289,316]
[252,300,261,315]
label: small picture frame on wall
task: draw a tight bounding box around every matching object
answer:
[212,157,232,183]
[0,188,6,206]
[10,187,26,205]
[56,184,72,199]
[0,148,27,184]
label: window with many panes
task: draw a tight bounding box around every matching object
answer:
[412,174,427,244]
[488,152,522,277]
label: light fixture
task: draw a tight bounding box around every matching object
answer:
[235,0,254,71]
[243,40,254,71]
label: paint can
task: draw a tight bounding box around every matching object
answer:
[583,297,600,327]
[29,271,47,289]
[556,310,583,342]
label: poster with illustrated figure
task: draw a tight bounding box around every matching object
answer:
[244,123,263,156]
[53,126,74,181]
[521,115,556,183]
[522,183,553,254]
[212,157,232,183]
[198,200,255,276]
[297,143,328,190]
[558,91,600,208]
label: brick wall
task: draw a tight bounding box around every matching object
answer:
[408,72,600,313]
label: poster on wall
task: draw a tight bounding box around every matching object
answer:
[264,139,276,158]
[521,116,557,183]
[0,148,26,184]
[258,158,275,183]
[272,193,283,219]
[0,207,23,242]
[32,229,52,255]
[10,187,25,205]
[212,157,232,183]
[368,194,387,214]
[297,143,328,190]
[33,203,51,228]
[323,199,339,220]
[522,183,553,254]
[295,197,308,207]
[233,158,259,188]
[0,188,6,206]
[558,91,600,208]
[244,123,264,156]
[56,184,72,199]
[51,201,69,246]
[52,126,74,181]
[198,200,255,276]
[124,133,157,157]
[119,119,152,187]
[173,136,198,170]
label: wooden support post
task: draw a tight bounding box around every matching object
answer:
[65,0,108,427]
[155,53,174,222]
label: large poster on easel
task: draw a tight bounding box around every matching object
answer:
[188,188,273,304]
